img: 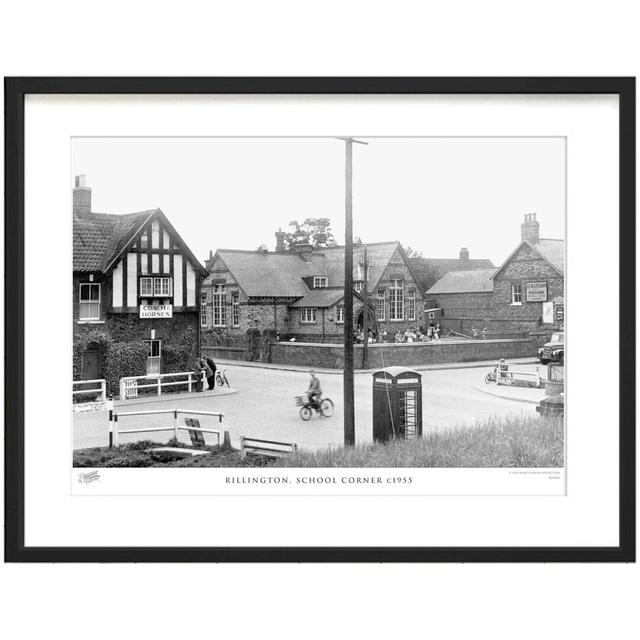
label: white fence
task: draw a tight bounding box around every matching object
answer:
[119,371,206,400]
[109,408,224,447]
[497,367,543,388]
[73,378,107,403]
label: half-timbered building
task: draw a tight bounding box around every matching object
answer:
[72,176,207,383]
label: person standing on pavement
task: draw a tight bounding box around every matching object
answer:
[201,357,214,391]
[194,358,204,392]
[204,354,217,390]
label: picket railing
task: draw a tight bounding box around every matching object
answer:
[119,371,206,400]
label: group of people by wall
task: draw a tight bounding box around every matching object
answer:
[394,322,440,343]
[355,321,442,345]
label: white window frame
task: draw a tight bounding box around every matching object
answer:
[213,284,226,327]
[154,276,173,297]
[200,293,207,327]
[407,289,416,321]
[375,290,385,321]
[336,306,344,324]
[79,283,101,321]
[313,276,328,288]
[354,280,363,293]
[232,291,240,327]
[301,308,317,324]
[139,277,153,297]
[389,279,404,321]
[511,283,523,305]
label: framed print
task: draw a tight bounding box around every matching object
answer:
[4,77,635,562]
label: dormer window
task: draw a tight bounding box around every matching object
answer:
[313,276,328,288]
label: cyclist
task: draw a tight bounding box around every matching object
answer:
[497,358,510,381]
[306,370,322,411]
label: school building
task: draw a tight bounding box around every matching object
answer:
[200,234,427,352]
[425,213,565,336]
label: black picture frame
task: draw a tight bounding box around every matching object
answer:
[4,77,635,563]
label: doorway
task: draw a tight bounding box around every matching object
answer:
[355,308,377,337]
[145,339,162,374]
[81,346,102,380]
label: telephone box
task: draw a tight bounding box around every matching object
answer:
[372,367,423,442]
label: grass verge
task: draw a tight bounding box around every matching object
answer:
[73,415,563,468]
[274,415,564,468]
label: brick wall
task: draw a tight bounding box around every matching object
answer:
[374,249,426,334]
[493,244,564,327]
[73,188,91,216]
[202,259,292,338]
[202,246,429,340]
[201,345,246,362]
[429,244,564,334]
[270,337,538,369]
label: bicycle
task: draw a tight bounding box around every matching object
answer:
[484,367,512,384]
[295,395,335,421]
[484,368,497,384]
[215,369,230,388]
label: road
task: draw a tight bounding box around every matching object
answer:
[73,363,539,451]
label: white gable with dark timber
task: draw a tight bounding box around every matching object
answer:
[109,214,201,310]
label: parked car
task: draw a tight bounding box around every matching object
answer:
[539,331,564,365]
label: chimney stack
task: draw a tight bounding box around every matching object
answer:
[459,247,469,262]
[275,228,286,253]
[521,213,540,244]
[291,241,313,262]
[73,175,92,216]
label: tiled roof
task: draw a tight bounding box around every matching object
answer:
[209,242,405,298]
[532,239,564,274]
[426,268,496,294]
[418,257,495,273]
[320,242,401,290]
[73,210,156,272]
[491,238,565,281]
[290,288,346,308]
[209,250,320,297]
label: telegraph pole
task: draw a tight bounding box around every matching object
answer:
[362,243,369,369]
[340,137,367,446]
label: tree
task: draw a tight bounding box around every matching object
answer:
[284,218,336,249]
[403,246,442,292]
[404,246,424,259]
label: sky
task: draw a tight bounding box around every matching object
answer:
[72,137,565,266]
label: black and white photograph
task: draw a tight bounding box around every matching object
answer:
[6,76,632,564]
[71,136,566,475]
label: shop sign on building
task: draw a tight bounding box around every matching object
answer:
[542,301,554,324]
[525,281,548,302]
[139,304,173,319]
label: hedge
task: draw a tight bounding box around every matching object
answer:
[103,342,148,395]
[74,324,198,396]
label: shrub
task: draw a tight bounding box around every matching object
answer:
[103,341,148,395]
[73,329,113,380]
[162,343,193,374]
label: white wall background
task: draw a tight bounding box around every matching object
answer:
[1,2,638,639]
